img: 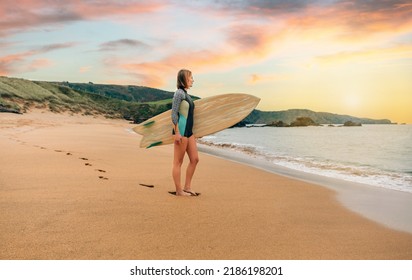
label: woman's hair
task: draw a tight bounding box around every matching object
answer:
[177,69,192,89]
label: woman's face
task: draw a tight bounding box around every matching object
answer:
[187,74,194,89]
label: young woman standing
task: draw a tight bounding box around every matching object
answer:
[171,69,199,196]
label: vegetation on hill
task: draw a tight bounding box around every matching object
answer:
[59,82,173,102]
[0,76,174,123]
[243,108,392,125]
[1,76,392,125]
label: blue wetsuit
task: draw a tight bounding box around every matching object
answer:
[171,88,195,137]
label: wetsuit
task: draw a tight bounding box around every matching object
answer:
[171,88,195,138]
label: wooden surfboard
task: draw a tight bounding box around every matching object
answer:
[133,93,260,148]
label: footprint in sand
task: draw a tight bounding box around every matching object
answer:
[30,144,46,149]
[96,170,108,180]
[53,149,73,156]
[75,158,109,180]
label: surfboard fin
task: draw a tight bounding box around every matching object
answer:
[147,141,163,149]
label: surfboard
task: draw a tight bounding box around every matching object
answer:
[133,93,260,148]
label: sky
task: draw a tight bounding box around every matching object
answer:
[1,0,411,123]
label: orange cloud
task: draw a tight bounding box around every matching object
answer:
[112,1,412,87]
[315,44,412,66]
[283,1,412,42]
[0,52,52,75]
[247,73,289,85]
[117,22,286,87]
[0,50,43,75]
[3,0,412,94]
[72,0,165,19]
[0,43,74,75]
[27,58,52,72]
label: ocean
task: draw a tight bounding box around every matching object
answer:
[198,124,412,194]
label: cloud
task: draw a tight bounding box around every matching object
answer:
[120,60,175,87]
[226,24,269,52]
[0,42,75,75]
[27,58,52,72]
[0,52,50,75]
[315,44,412,66]
[198,0,412,42]
[190,0,311,16]
[0,53,27,75]
[37,42,78,53]
[247,73,289,85]
[0,3,81,35]
[3,0,412,89]
[99,39,149,51]
[114,18,290,87]
[0,0,165,36]
[288,1,412,39]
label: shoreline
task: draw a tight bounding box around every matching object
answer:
[198,144,412,234]
[1,111,412,259]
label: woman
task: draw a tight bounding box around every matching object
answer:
[171,69,199,196]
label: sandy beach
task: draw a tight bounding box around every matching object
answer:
[1,111,412,260]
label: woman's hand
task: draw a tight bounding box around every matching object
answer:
[174,133,182,144]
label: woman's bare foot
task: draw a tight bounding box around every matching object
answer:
[176,190,192,196]
[183,189,198,196]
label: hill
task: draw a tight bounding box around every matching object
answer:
[1,76,392,125]
[0,76,175,122]
[59,82,173,102]
[244,109,392,125]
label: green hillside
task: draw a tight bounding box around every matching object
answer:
[1,76,392,125]
[0,76,174,123]
[60,82,173,102]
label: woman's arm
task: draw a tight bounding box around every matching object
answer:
[171,90,184,142]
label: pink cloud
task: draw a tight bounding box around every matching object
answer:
[283,1,412,41]
[113,1,412,87]
[0,52,34,75]
[0,0,165,36]
[3,0,411,87]
[27,58,52,72]
[0,42,75,75]
[114,21,289,87]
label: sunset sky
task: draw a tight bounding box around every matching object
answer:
[1,0,411,123]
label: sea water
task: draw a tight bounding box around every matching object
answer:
[199,124,412,193]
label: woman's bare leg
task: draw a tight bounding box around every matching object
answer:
[184,135,199,194]
[173,137,191,196]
